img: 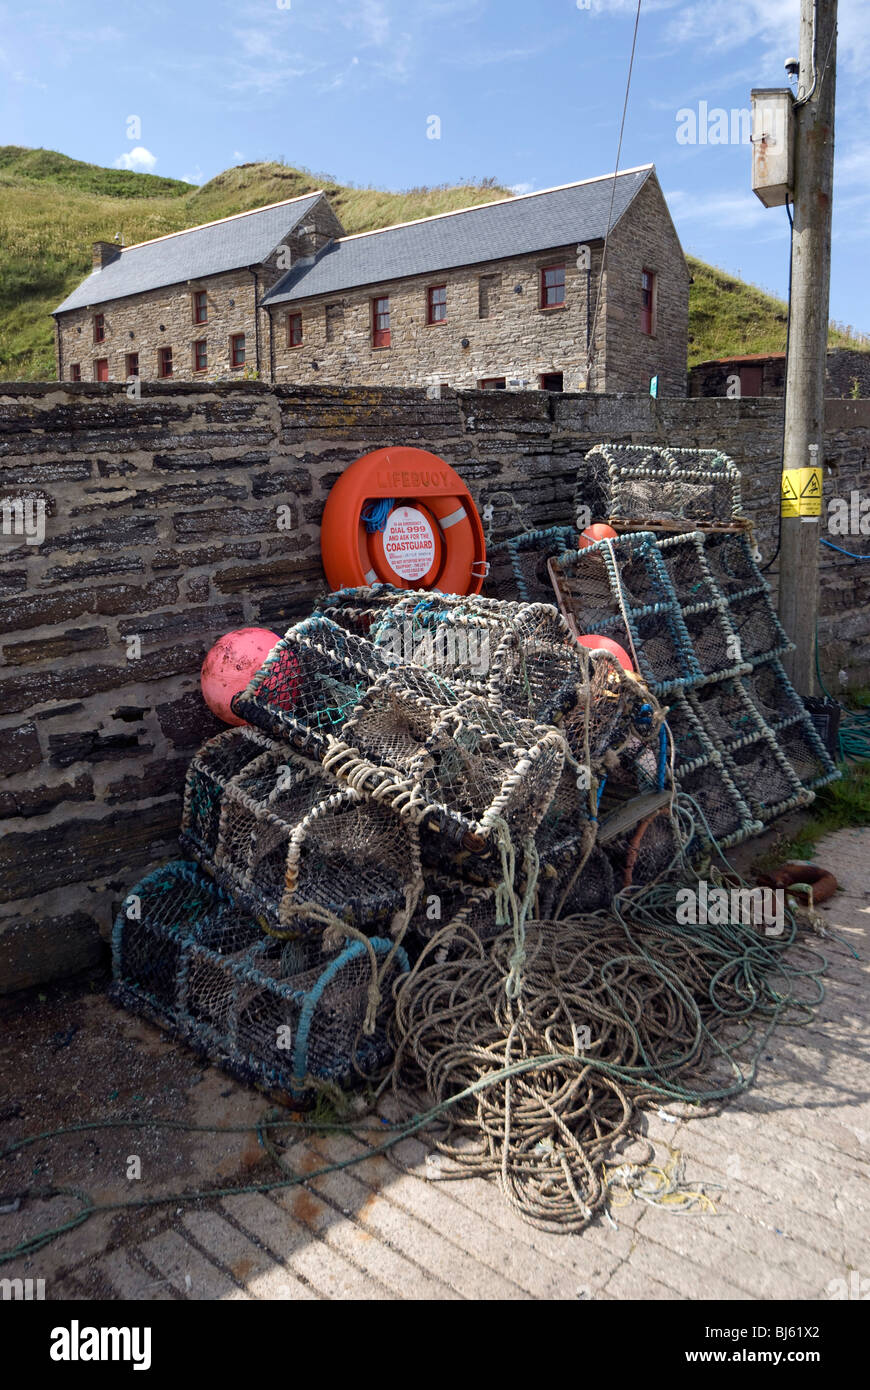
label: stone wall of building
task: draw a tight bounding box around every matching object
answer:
[601,175,691,397]
[1,381,867,992]
[269,242,608,392]
[690,347,870,399]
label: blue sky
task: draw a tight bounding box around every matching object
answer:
[2,0,868,334]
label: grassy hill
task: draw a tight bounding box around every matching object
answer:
[0,145,865,380]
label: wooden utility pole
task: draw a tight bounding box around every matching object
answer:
[778,0,837,693]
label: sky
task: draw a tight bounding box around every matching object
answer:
[1,0,868,334]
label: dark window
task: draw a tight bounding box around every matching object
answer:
[287,313,303,347]
[541,265,566,309]
[478,377,507,390]
[540,372,564,392]
[69,363,81,382]
[427,285,447,324]
[193,291,208,324]
[372,296,391,348]
[193,340,208,373]
[230,333,246,368]
[125,352,139,378]
[93,313,105,343]
[158,347,173,378]
[641,269,656,335]
[94,358,109,382]
[739,365,763,397]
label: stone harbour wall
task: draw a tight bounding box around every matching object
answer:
[1,381,868,991]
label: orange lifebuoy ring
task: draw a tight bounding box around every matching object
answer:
[320,447,487,595]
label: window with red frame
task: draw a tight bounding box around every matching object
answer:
[193,340,207,373]
[427,285,447,324]
[641,269,655,335]
[372,296,391,347]
[230,333,246,368]
[93,313,105,343]
[94,358,109,382]
[70,364,81,382]
[158,347,173,378]
[125,352,139,379]
[193,290,208,324]
[478,377,507,390]
[540,265,566,308]
[287,313,303,347]
[539,372,564,392]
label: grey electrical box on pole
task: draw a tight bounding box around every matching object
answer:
[752,0,837,696]
[751,89,794,207]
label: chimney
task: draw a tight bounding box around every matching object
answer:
[92,241,121,269]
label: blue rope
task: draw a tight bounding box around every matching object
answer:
[820,538,870,560]
[656,724,668,791]
[361,499,395,534]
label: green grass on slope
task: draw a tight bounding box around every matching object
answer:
[2,146,867,381]
[0,149,510,380]
[687,257,865,366]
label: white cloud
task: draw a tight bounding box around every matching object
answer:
[114,146,158,173]
[510,182,535,195]
[665,187,771,232]
[181,167,206,185]
[233,151,245,161]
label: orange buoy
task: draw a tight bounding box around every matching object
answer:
[574,633,634,672]
[320,447,486,595]
[578,522,618,549]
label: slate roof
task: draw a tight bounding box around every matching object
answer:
[54,192,325,314]
[261,167,654,307]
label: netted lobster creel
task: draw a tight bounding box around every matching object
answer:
[230,614,414,758]
[111,860,409,1102]
[181,728,422,935]
[576,443,743,527]
[324,674,567,856]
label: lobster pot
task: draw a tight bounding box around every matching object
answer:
[181,726,278,862]
[700,531,766,600]
[546,843,615,918]
[313,583,409,637]
[370,590,524,694]
[604,805,686,889]
[577,444,743,528]
[231,615,399,757]
[721,737,810,824]
[535,773,599,917]
[549,536,704,695]
[655,532,751,682]
[185,735,421,934]
[489,526,578,604]
[407,873,500,947]
[673,762,761,850]
[775,720,840,792]
[326,675,567,857]
[485,602,585,720]
[726,590,791,667]
[111,861,409,1100]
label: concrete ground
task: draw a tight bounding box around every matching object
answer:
[1,825,867,1302]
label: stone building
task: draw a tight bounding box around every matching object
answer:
[54,165,690,394]
[689,347,870,399]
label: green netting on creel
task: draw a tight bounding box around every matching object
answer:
[549,534,705,695]
[230,615,398,758]
[111,860,409,1101]
[488,526,578,604]
[313,583,414,637]
[577,443,743,527]
[182,731,422,935]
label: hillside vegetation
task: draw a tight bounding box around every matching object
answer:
[0,145,865,380]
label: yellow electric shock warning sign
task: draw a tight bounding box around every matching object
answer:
[781,467,822,517]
